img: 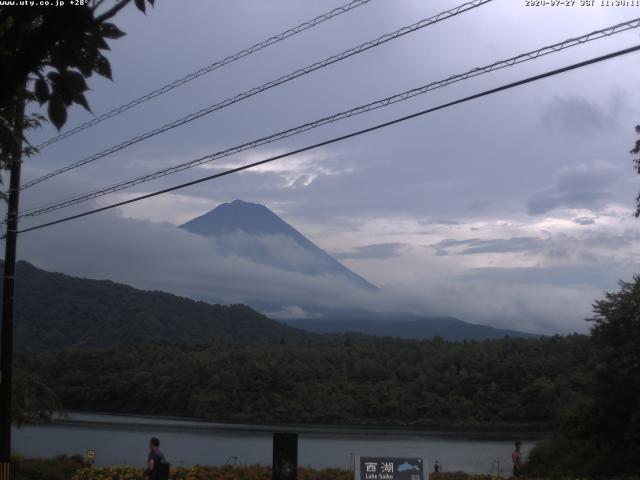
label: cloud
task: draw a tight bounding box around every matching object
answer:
[527,162,620,215]
[430,236,551,256]
[198,149,356,189]
[263,305,321,320]
[540,96,617,136]
[17,211,384,310]
[433,219,460,226]
[467,201,491,212]
[15,209,640,335]
[573,216,596,225]
[457,263,638,290]
[333,242,411,260]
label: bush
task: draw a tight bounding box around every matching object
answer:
[70,465,353,480]
[12,454,86,480]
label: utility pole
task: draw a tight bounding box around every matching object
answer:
[0,93,25,480]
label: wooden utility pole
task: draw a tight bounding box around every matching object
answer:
[0,94,25,480]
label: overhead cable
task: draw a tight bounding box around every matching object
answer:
[33,0,375,150]
[21,0,493,190]
[12,44,640,237]
[19,17,640,219]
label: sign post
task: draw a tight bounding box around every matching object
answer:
[86,449,96,466]
[356,457,426,480]
[272,433,297,480]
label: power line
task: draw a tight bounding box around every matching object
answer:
[20,17,640,219]
[12,44,640,238]
[33,0,374,151]
[21,0,493,190]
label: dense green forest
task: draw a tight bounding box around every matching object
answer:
[5,261,317,349]
[21,335,591,429]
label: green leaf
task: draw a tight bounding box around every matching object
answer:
[72,92,92,113]
[99,22,125,39]
[60,70,88,93]
[94,54,112,80]
[34,79,49,105]
[75,51,95,77]
[88,34,110,51]
[48,95,67,130]
[134,0,146,13]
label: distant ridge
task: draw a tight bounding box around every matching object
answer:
[282,316,538,341]
[179,200,378,291]
[2,260,536,347]
[2,260,317,351]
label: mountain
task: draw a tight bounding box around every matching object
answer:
[178,200,378,292]
[2,260,318,351]
[2,260,535,349]
[282,315,537,341]
[178,200,536,340]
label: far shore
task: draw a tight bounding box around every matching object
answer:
[53,411,550,439]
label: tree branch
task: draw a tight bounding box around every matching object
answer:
[92,0,108,10]
[95,0,131,22]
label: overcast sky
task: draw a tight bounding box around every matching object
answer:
[9,0,640,334]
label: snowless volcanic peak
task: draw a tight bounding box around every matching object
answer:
[179,200,378,292]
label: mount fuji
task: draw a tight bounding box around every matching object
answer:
[177,200,535,339]
[179,200,378,293]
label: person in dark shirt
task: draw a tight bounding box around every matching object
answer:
[512,441,524,477]
[146,437,167,480]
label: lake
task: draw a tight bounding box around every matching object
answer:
[12,413,543,475]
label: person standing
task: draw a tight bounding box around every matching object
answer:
[146,437,167,480]
[512,441,524,477]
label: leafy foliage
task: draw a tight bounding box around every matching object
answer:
[12,454,85,480]
[70,465,354,480]
[11,367,64,427]
[632,125,640,217]
[0,0,154,181]
[527,276,640,478]
[21,334,592,429]
[14,457,637,480]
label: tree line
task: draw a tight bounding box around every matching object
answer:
[21,334,592,429]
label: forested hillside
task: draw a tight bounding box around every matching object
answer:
[6,261,316,349]
[23,334,592,429]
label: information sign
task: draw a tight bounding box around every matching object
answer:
[86,448,96,465]
[357,457,425,480]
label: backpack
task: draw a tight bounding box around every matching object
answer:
[156,461,170,480]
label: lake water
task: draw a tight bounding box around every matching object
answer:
[12,413,543,475]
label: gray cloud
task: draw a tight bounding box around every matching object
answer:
[333,242,410,260]
[13,211,607,334]
[573,216,596,225]
[527,162,619,215]
[467,201,491,212]
[540,96,616,136]
[431,236,550,256]
[17,211,380,311]
[416,218,461,226]
[458,263,638,290]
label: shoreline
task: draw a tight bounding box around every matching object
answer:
[53,411,550,439]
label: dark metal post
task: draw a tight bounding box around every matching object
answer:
[272,432,297,480]
[0,95,24,480]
